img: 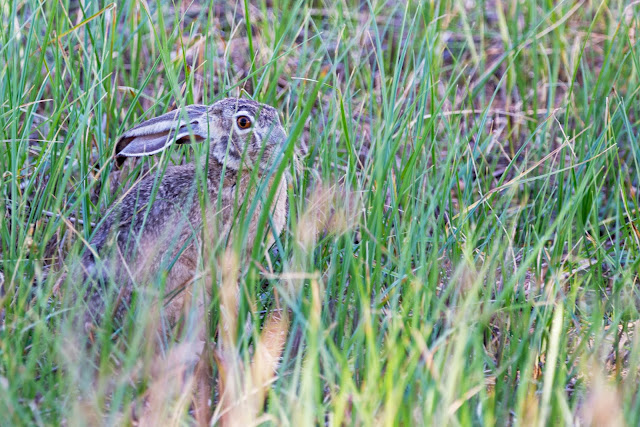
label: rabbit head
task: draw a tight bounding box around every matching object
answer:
[114,98,287,170]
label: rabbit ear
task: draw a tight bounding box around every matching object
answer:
[114,105,210,167]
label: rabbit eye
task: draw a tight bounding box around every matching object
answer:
[236,116,252,129]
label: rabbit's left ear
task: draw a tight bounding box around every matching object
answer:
[114,105,209,167]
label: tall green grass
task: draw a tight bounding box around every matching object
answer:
[1,0,640,424]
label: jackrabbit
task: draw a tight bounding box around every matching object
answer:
[78,98,288,336]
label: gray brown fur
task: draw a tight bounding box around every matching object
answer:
[80,98,288,331]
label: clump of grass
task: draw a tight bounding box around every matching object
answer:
[1,0,640,424]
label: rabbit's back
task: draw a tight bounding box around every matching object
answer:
[81,164,229,323]
[84,165,208,265]
[80,163,286,326]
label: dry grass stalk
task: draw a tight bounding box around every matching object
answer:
[580,366,625,427]
[208,248,288,426]
[138,342,202,426]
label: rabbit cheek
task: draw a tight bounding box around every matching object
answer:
[250,131,263,151]
[212,135,240,168]
[247,132,274,162]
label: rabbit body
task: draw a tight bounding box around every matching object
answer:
[80,98,288,330]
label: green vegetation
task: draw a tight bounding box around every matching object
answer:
[1,0,640,424]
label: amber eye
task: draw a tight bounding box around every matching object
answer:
[236,115,252,129]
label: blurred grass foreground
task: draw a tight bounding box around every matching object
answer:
[2,0,640,425]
